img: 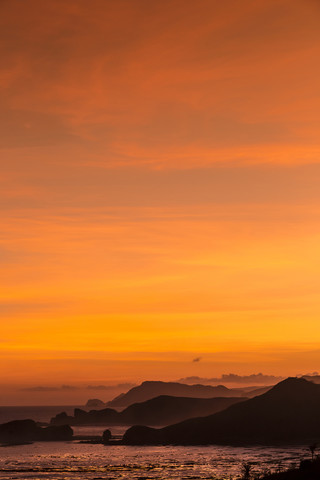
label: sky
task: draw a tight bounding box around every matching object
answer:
[1,0,320,404]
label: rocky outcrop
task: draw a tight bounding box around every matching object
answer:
[0,419,73,444]
[0,419,38,444]
[102,429,112,444]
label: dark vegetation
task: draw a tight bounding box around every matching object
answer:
[122,378,320,445]
[260,457,320,480]
[51,395,245,426]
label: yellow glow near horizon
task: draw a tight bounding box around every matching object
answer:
[1,0,320,403]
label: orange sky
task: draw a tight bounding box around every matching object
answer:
[1,0,320,404]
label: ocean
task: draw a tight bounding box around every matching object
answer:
[0,406,309,479]
[0,406,81,425]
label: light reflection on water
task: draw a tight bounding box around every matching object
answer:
[0,441,308,480]
[72,425,127,436]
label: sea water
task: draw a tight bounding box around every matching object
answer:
[0,406,84,425]
[0,441,307,480]
[0,407,309,479]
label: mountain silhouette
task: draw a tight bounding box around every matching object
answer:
[122,377,320,445]
[107,380,244,407]
[85,399,106,408]
[51,395,245,426]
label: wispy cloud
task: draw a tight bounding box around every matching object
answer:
[86,383,135,390]
[20,383,135,392]
[21,384,78,392]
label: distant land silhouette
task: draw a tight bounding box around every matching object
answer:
[85,399,106,408]
[0,419,73,444]
[122,377,320,445]
[51,395,246,426]
[236,385,272,397]
[106,380,259,407]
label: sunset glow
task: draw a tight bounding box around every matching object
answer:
[1,0,320,404]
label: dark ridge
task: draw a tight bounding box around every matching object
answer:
[85,399,106,408]
[242,385,272,397]
[107,380,245,407]
[122,377,320,446]
[50,395,245,426]
[263,377,319,396]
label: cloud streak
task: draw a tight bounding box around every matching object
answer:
[192,357,202,363]
[20,383,135,392]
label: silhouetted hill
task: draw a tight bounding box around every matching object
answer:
[243,385,272,397]
[121,395,245,425]
[107,381,244,406]
[85,399,106,408]
[51,395,245,426]
[0,419,73,444]
[231,385,272,397]
[122,377,320,445]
